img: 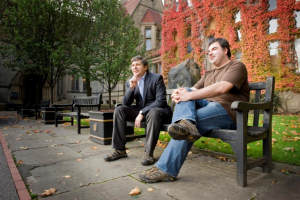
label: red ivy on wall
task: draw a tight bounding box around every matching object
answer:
[161,0,300,92]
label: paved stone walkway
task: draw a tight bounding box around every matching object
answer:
[1,111,300,200]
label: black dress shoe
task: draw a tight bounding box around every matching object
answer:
[104,150,127,161]
[141,155,156,166]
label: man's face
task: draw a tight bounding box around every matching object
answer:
[208,42,228,67]
[131,60,147,78]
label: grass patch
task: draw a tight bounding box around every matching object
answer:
[196,114,300,165]
[63,117,90,126]
[64,115,300,165]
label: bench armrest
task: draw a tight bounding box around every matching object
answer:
[231,101,272,112]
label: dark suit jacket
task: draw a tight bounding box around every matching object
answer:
[122,72,171,116]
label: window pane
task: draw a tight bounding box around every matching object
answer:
[145,29,151,38]
[145,28,151,38]
[187,42,192,53]
[269,41,279,56]
[176,0,179,11]
[268,0,277,11]
[146,39,152,51]
[237,29,242,41]
[269,18,278,34]
[295,11,300,28]
[235,51,242,61]
[235,11,241,23]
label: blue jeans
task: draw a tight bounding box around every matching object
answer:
[155,99,235,177]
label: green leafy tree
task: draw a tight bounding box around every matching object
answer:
[70,1,100,97]
[0,0,87,104]
[92,0,143,107]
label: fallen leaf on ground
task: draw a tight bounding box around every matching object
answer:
[41,188,56,197]
[44,130,51,134]
[293,137,300,141]
[129,187,141,196]
[57,152,64,156]
[91,146,98,150]
[32,130,40,133]
[147,188,154,192]
[17,160,24,165]
[291,130,300,136]
[76,158,82,162]
[126,149,130,153]
[272,138,277,144]
[188,151,193,156]
[25,131,31,134]
[19,146,28,150]
[63,175,71,179]
[16,137,22,141]
[283,147,295,152]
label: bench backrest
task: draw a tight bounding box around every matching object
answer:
[248,76,275,128]
[73,93,102,112]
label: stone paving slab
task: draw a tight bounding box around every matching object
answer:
[1,115,300,200]
[44,176,174,200]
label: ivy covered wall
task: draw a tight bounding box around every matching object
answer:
[161,0,300,92]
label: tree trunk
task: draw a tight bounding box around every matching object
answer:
[86,77,92,96]
[50,84,54,105]
[108,87,112,108]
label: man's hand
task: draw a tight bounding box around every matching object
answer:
[129,76,138,89]
[171,88,191,103]
[134,113,144,128]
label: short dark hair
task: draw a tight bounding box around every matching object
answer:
[131,55,148,67]
[208,38,231,58]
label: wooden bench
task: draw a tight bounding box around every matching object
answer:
[20,100,50,120]
[54,93,102,134]
[126,76,275,187]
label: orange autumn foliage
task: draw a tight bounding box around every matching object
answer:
[161,0,300,92]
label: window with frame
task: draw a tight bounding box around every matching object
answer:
[237,29,242,41]
[268,18,278,34]
[235,10,241,23]
[186,24,192,38]
[71,76,79,91]
[175,0,179,11]
[269,41,279,56]
[295,10,300,28]
[187,42,192,53]
[145,27,152,51]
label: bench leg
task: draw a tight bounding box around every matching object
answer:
[232,142,247,187]
[71,117,74,126]
[263,132,272,173]
[55,113,58,127]
[77,113,81,135]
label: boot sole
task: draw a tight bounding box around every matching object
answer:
[104,154,127,162]
[168,124,190,140]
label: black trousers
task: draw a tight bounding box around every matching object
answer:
[112,105,172,157]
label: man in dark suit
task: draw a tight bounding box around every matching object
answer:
[104,55,172,166]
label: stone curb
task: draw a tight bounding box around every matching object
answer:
[0,131,31,200]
